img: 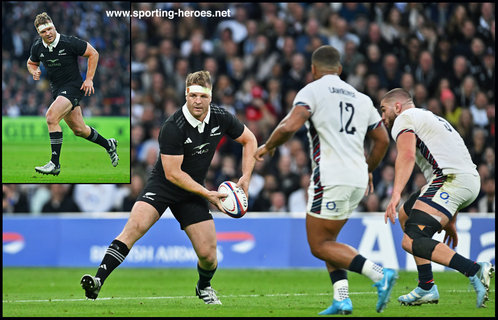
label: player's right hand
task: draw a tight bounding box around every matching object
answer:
[206,190,228,213]
[33,68,41,80]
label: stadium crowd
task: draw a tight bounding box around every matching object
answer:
[3,3,495,215]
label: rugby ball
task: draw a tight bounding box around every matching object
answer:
[218,181,248,218]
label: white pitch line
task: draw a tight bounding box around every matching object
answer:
[3,289,494,304]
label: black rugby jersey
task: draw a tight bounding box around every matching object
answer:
[29,34,87,90]
[151,104,245,193]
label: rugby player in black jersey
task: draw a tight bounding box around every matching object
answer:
[27,12,119,176]
[81,71,257,304]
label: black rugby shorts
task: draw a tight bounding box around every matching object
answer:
[52,85,84,110]
[136,178,213,230]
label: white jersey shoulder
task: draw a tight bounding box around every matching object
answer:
[391,108,477,180]
[293,74,382,188]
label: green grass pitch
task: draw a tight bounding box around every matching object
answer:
[2,140,130,183]
[2,267,494,317]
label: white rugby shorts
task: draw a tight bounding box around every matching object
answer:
[306,184,366,220]
[418,172,480,219]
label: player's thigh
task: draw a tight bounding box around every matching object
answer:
[117,201,160,246]
[306,213,348,245]
[46,96,73,122]
[63,106,89,135]
[184,219,217,257]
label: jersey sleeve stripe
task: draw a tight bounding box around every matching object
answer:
[395,128,414,141]
[367,120,383,131]
[294,101,311,111]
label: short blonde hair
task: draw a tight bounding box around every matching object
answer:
[34,12,53,29]
[185,70,212,88]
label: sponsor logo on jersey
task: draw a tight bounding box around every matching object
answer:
[192,142,210,156]
[46,58,61,67]
[61,91,67,94]
[40,53,44,58]
[210,125,221,136]
[184,137,192,144]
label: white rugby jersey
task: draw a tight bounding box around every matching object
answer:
[391,107,477,181]
[293,74,382,188]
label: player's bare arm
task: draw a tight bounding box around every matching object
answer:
[27,58,41,80]
[255,105,310,161]
[385,131,416,224]
[80,42,99,96]
[365,123,390,194]
[161,153,226,211]
[234,126,258,196]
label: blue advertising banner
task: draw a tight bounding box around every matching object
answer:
[2,214,495,270]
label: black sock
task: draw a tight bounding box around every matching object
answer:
[49,131,63,166]
[348,254,366,274]
[329,269,348,284]
[86,127,110,150]
[448,253,480,277]
[197,263,217,289]
[417,264,434,290]
[95,239,130,284]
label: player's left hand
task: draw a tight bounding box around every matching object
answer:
[384,192,401,224]
[254,144,275,161]
[442,217,458,248]
[80,79,94,96]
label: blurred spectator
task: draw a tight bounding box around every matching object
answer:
[440,88,462,128]
[120,174,146,212]
[269,191,288,213]
[341,40,366,79]
[73,184,118,213]
[288,172,310,213]
[295,17,329,55]
[274,154,300,198]
[457,75,478,109]
[470,128,487,167]
[41,184,80,213]
[3,185,29,213]
[456,108,475,147]
[470,91,490,128]
[375,165,395,209]
[433,36,453,80]
[251,173,279,212]
[413,50,439,96]
[361,193,381,212]
[478,177,495,213]
[379,53,401,90]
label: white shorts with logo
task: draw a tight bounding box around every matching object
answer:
[306,184,366,220]
[418,172,480,219]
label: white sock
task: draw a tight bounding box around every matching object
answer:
[361,260,384,283]
[333,279,349,301]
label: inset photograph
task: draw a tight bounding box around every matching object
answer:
[2,2,130,183]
